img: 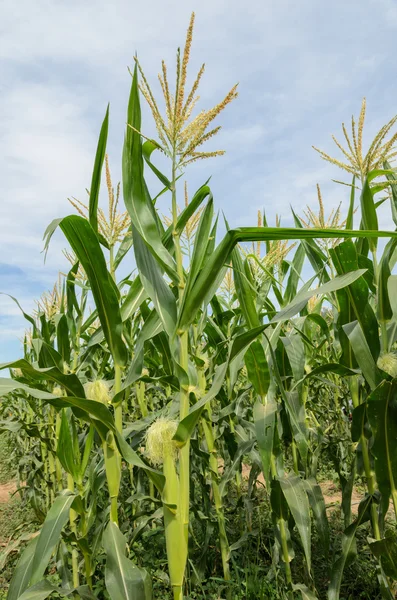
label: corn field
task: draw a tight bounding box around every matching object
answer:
[3,13,397,600]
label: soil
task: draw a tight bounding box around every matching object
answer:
[0,480,18,504]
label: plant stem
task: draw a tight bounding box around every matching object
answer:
[67,473,79,588]
[350,378,381,540]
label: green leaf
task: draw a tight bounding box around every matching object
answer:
[103,521,152,600]
[122,62,177,282]
[254,394,277,487]
[272,269,367,323]
[173,326,268,445]
[360,174,378,251]
[342,321,381,390]
[0,359,84,397]
[384,160,397,227]
[56,315,71,365]
[304,478,330,556]
[284,244,305,305]
[377,238,397,323]
[56,409,81,482]
[142,139,171,188]
[132,226,177,338]
[178,226,397,331]
[282,333,305,382]
[331,240,380,363]
[114,228,133,271]
[291,208,329,282]
[30,492,76,585]
[369,534,397,579]
[0,293,37,333]
[7,537,38,600]
[244,340,270,397]
[367,381,397,514]
[279,474,311,571]
[231,246,260,329]
[346,176,356,230]
[58,215,127,367]
[183,198,214,300]
[292,584,319,600]
[328,495,372,600]
[89,105,109,234]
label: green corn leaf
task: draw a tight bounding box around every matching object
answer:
[304,478,330,557]
[0,359,84,397]
[38,342,65,371]
[58,215,127,367]
[367,381,397,516]
[0,377,58,401]
[328,495,372,600]
[384,160,397,226]
[219,439,255,497]
[66,262,81,319]
[7,537,38,600]
[377,238,397,323]
[282,334,305,382]
[89,105,109,235]
[278,474,311,572]
[132,226,177,338]
[284,243,305,305]
[114,228,133,271]
[122,62,177,282]
[15,581,95,600]
[272,269,367,323]
[369,534,397,579]
[56,315,70,365]
[244,340,270,397]
[253,393,277,488]
[292,584,319,600]
[162,181,212,249]
[231,243,260,329]
[177,226,395,332]
[331,240,380,363]
[0,293,37,333]
[103,521,152,600]
[346,176,356,230]
[291,208,329,282]
[56,408,81,482]
[342,321,381,390]
[183,198,214,300]
[142,139,171,188]
[174,325,268,445]
[360,175,378,251]
[29,492,76,585]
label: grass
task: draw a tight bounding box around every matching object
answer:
[0,433,15,485]
[0,433,37,599]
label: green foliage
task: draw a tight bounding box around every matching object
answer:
[2,13,397,600]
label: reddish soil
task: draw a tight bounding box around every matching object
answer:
[0,480,18,504]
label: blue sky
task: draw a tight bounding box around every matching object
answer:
[1,0,397,361]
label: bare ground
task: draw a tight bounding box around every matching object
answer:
[0,481,17,504]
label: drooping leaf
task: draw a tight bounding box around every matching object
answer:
[103,521,152,600]
[29,492,76,585]
[58,215,127,367]
[279,474,311,571]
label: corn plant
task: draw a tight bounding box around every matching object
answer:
[3,13,397,600]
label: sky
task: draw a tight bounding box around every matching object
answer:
[1,0,397,361]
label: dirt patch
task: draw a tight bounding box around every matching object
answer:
[0,481,18,504]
